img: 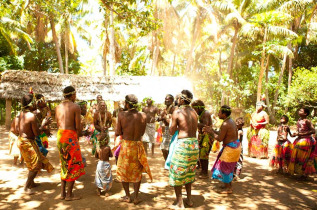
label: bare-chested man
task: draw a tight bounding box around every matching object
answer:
[168,90,199,209]
[92,101,111,155]
[18,94,54,195]
[192,100,213,179]
[116,94,152,205]
[55,86,85,201]
[159,94,176,161]
[203,105,241,194]
[142,98,159,156]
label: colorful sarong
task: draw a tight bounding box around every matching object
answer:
[211,140,241,183]
[234,146,243,177]
[91,129,100,155]
[165,131,178,170]
[18,137,54,172]
[247,127,270,158]
[8,132,20,157]
[57,130,85,181]
[35,136,48,156]
[199,134,213,160]
[169,137,199,186]
[142,123,156,143]
[117,140,152,182]
[160,126,172,150]
[95,160,113,191]
[288,137,317,176]
[270,140,293,170]
[39,132,49,148]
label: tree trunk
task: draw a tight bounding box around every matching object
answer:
[185,8,201,75]
[50,15,64,74]
[227,26,239,77]
[65,35,69,74]
[109,5,116,76]
[151,2,159,76]
[218,50,222,77]
[285,56,293,112]
[5,99,12,130]
[257,27,268,102]
[264,55,275,123]
[172,54,176,76]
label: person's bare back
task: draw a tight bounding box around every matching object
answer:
[142,99,158,123]
[95,146,112,161]
[170,107,198,139]
[55,101,81,135]
[19,111,38,140]
[116,110,147,141]
[220,119,238,145]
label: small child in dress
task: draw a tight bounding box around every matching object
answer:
[95,132,113,197]
[269,115,293,173]
[234,117,244,179]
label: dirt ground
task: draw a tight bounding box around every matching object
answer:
[0,126,317,210]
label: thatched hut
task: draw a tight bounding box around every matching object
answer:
[0,70,193,129]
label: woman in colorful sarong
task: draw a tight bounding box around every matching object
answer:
[203,105,241,194]
[247,101,270,159]
[95,133,113,196]
[288,107,316,179]
[269,115,293,173]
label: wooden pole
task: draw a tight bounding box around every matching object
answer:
[5,98,12,130]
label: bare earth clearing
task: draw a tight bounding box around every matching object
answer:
[0,126,316,210]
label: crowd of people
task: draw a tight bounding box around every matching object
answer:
[6,86,317,209]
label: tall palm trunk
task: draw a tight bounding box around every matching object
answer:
[109,5,115,76]
[257,27,268,102]
[50,15,64,73]
[227,26,239,77]
[64,26,69,74]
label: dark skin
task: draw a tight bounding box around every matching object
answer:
[142,99,158,155]
[115,101,147,204]
[35,99,52,137]
[277,118,293,141]
[158,96,176,160]
[202,109,238,193]
[169,98,198,209]
[55,93,82,201]
[293,109,315,138]
[94,102,112,133]
[19,103,49,194]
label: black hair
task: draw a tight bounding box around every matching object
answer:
[236,117,245,126]
[301,107,310,116]
[63,86,76,99]
[181,89,193,105]
[220,105,231,117]
[281,115,289,123]
[22,94,33,107]
[125,94,138,109]
[35,94,44,100]
[191,99,205,108]
[166,94,174,101]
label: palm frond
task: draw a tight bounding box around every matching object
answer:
[267,25,298,38]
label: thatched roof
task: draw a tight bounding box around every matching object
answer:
[0,70,193,102]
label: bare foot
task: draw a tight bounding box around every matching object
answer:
[60,195,66,200]
[119,196,132,203]
[104,192,110,197]
[168,204,185,209]
[185,198,194,207]
[65,195,82,201]
[96,189,101,196]
[30,182,40,188]
[24,188,35,195]
[133,197,142,205]
[217,188,233,194]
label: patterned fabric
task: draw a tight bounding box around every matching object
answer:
[160,126,172,150]
[95,160,113,191]
[288,137,316,176]
[57,129,85,181]
[234,146,244,176]
[117,140,152,183]
[247,126,270,159]
[169,138,199,186]
[199,134,213,160]
[211,140,241,183]
[270,140,293,170]
[35,136,48,157]
[39,132,49,148]
[8,132,20,157]
[18,137,54,173]
[142,123,156,143]
[165,131,178,170]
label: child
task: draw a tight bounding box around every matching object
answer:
[269,115,293,173]
[234,117,244,179]
[95,133,113,197]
